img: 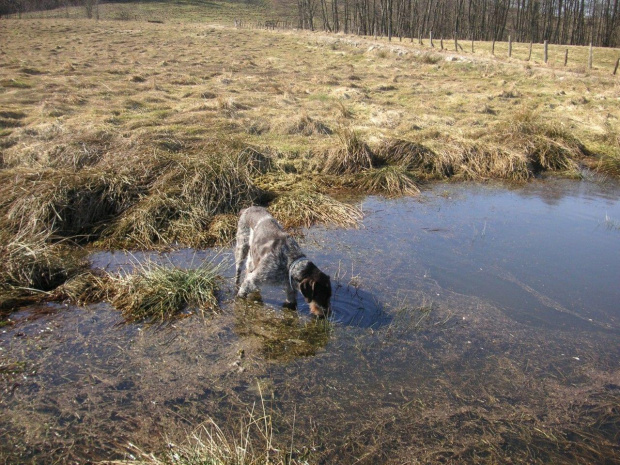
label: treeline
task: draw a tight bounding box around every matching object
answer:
[297,0,620,46]
[0,0,101,17]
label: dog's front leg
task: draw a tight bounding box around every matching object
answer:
[284,283,297,309]
[237,273,258,298]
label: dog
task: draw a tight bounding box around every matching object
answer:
[234,206,332,317]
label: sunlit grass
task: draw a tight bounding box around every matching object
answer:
[107,258,222,322]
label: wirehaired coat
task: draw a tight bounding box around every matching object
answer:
[234,206,332,316]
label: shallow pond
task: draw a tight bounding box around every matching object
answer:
[1,179,619,464]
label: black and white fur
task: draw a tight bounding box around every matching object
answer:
[234,206,331,316]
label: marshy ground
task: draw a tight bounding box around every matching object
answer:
[1,6,620,464]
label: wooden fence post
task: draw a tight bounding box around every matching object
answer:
[471,37,474,53]
[544,40,548,63]
[454,34,458,52]
[508,35,512,57]
[614,57,620,75]
[440,36,444,50]
[527,41,533,61]
[564,48,568,66]
[430,30,434,47]
[588,42,593,70]
[492,38,496,55]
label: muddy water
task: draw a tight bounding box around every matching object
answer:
[1,180,619,464]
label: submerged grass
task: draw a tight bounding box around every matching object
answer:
[119,387,301,465]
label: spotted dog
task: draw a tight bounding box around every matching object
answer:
[234,206,331,316]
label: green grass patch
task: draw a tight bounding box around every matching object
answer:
[107,259,222,322]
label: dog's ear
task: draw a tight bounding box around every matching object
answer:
[300,279,314,302]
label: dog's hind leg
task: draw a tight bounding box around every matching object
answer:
[234,226,250,287]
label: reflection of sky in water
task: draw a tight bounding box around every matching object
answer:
[303,180,620,331]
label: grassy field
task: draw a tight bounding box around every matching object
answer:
[1,6,620,308]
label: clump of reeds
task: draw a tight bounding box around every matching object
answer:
[286,115,333,136]
[269,190,362,229]
[356,166,421,197]
[107,259,222,322]
[322,129,376,175]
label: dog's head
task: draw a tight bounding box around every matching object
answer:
[299,266,332,317]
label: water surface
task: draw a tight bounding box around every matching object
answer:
[1,179,619,464]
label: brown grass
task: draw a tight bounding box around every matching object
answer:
[269,190,362,229]
[286,115,333,136]
[377,138,437,170]
[101,150,262,249]
[498,108,586,174]
[356,166,421,197]
[322,130,376,175]
[0,229,85,291]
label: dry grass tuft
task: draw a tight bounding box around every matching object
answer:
[269,190,362,229]
[102,150,262,248]
[499,109,586,173]
[597,152,620,177]
[287,115,333,136]
[356,166,421,197]
[52,270,111,306]
[107,259,222,322]
[377,138,437,170]
[418,135,531,181]
[323,129,376,175]
[206,213,239,246]
[237,146,274,175]
[0,166,139,241]
[416,52,442,64]
[0,229,86,296]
